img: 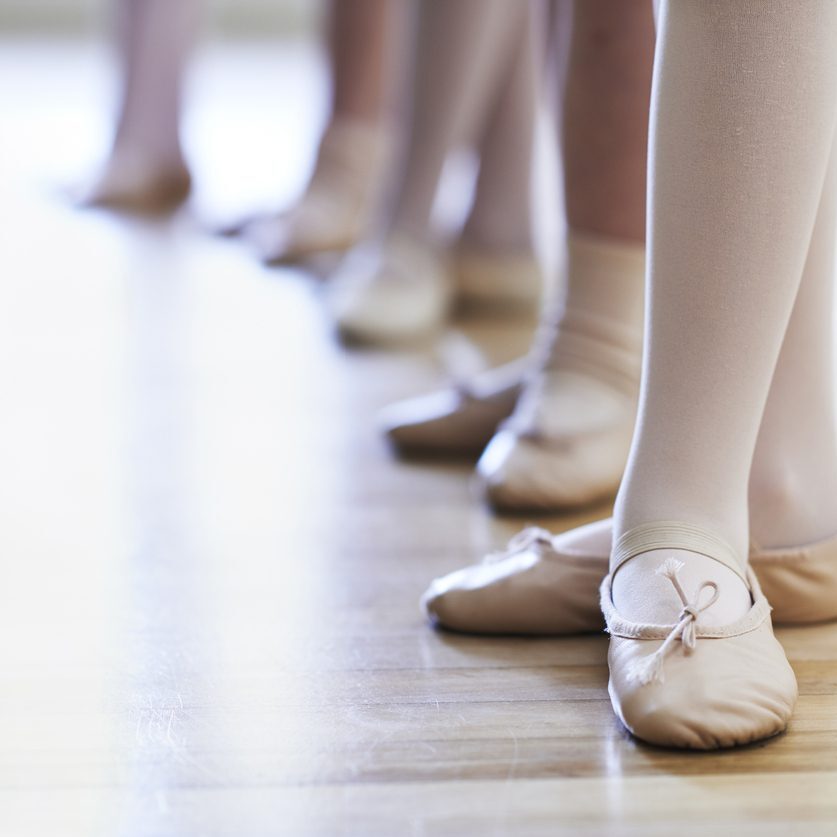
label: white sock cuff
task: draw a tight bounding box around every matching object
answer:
[318,118,394,171]
[566,230,646,282]
[560,230,646,335]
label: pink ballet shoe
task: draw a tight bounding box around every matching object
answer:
[78,154,191,214]
[380,361,525,457]
[421,517,837,634]
[249,119,392,265]
[602,522,797,749]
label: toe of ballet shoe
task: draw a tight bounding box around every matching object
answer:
[381,394,490,457]
[608,623,797,749]
[380,386,518,457]
[420,574,464,628]
[477,429,622,513]
[421,535,607,635]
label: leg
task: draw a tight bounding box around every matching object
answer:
[246,0,405,264]
[477,0,653,510]
[328,0,399,125]
[452,3,544,311]
[460,9,539,255]
[81,0,199,211]
[614,0,837,581]
[606,0,837,749]
[387,0,531,242]
[561,0,648,241]
[748,132,837,549]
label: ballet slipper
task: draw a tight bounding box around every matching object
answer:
[473,234,644,512]
[748,533,837,625]
[377,245,545,450]
[422,520,610,634]
[477,371,636,512]
[326,235,451,345]
[78,152,191,214]
[602,522,796,749]
[383,348,636,503]
[421,518,837,635]
[451,245,545,316]
[247,187,364,266]
[380,360,524,457]
[247,119,392,266]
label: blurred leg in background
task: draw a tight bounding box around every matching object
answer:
[243,0,406,265]
[453,1,543,314]
[80,0,200,212]
[326,0,542,345]
[383,0,654,516]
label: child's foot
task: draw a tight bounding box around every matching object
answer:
[477,233,645,512]
[78,150,191,214]
[603,521,797,749]
[246,119,392,265]
[326,235,452,345]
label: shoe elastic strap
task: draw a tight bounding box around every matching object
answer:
[611,520,748,583]
[540,316,642,396]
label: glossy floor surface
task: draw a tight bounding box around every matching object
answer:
[2,39,837,837]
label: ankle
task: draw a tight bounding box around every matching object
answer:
[457,217,535,257]
[611,549,752,625]
[107,140,188,176]
[609,520,753,626]
[532,231,645,396]
[312,117,392,191]
[615,476,751,564]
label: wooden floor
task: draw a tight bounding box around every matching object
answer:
[2,39,836,837]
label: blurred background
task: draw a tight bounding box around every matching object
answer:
[0,6,546,833]
[1,0,316,33]
[0,1,343,219]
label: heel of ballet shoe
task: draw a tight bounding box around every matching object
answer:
[750,531,837,624]
[379,383,520,459]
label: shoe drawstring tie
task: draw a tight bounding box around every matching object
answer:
[628,557,720,686]
[484,526,553,564]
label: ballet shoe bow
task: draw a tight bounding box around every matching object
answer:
[628,557,720,686]
[484,526,555,564]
